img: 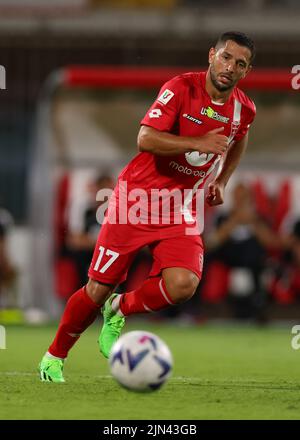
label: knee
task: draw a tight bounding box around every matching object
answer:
[164,272,199,304]
[86,278,112,305]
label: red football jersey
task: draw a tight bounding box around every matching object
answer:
[111,71,256,226]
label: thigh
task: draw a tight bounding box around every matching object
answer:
[149,234,204,280]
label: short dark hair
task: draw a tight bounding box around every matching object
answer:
[216,31,256,63]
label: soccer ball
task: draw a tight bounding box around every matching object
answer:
[109,330,173,392]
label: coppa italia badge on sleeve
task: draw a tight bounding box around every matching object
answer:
[157,89,174,105]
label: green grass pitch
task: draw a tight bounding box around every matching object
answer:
[0,321,300,420]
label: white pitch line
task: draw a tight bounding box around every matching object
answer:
[0,371,198,381]
[0,372,113,378]
[0,371,36,376]
[0,373,291,389]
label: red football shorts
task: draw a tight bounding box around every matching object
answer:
[88,221,204,286]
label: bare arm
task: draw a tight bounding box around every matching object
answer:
[216,134,248,187]
[206,134,249,206]
[137,125,228,157]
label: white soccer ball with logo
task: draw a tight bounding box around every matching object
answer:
[109,330,173,392]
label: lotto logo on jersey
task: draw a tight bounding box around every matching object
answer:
[149,109,162,118]
[157,89,174,105]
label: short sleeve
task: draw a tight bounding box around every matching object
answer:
[234,104,256,143]
[141,76,184,132]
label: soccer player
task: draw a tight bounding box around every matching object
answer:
[39,31,256,382]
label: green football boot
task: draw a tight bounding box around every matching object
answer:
[98,293,125,359]
[39,355,65,383]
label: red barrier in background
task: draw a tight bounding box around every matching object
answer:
[64,66,293,91]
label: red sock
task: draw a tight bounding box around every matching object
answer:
[119,277,174,316]
[48,286,101,358]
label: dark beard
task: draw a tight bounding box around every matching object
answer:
[210,67,233,92]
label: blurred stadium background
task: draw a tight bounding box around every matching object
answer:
[0,0,300,326]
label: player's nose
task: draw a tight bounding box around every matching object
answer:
[225,62,234,73]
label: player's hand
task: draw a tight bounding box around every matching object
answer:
[196,127,228,155]
[206,180,225,206]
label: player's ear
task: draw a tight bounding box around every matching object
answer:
[208,47,216,65]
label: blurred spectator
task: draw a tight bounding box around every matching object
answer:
[269,219,300,304]
[0,208,18,309]
[66,173,115,290]
[202,182,281,321]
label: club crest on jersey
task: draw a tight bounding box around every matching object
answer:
[157,89,174,105]
[185,151,215,167]
[200,106,229,124]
